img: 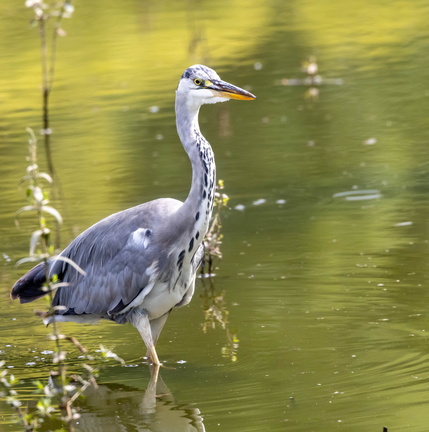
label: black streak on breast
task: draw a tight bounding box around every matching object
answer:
[188,238,194,252]
[177,249,185,270]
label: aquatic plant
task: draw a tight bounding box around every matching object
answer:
[0,3,125,431]
[1,130,125,431]
[201,179,230,275]
[200,278,239,363]
[25,0,75,176]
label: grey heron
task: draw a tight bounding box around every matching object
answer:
[11,65,256,367]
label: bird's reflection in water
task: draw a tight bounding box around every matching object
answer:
[199,276,239,363]
[75,369,206,432]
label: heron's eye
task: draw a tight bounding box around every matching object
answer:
[193,78,203,86]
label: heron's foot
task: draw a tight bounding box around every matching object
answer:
[145,346,162,367]
[145,357,163,367]
[145,353,176,371]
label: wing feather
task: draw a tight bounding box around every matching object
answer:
[12,198,183,318]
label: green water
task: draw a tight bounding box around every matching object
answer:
[2,0,429,431]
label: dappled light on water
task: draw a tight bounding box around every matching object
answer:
[333,189,382,201]
[2,0,429,431]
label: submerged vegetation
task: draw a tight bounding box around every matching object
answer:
[201,179,230,276]
[200,278,239,363]
[199,180,238,361]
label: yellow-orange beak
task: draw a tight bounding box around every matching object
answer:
[207,79,256,100]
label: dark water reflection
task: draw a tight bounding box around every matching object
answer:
[75,371,206,432]
[2,0,429,431]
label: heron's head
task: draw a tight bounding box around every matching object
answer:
[177,64,256,110]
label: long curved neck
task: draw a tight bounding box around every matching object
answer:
[175,93,216,247]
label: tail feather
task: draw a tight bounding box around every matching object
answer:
[10,262,48,303]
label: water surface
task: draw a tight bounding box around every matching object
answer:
[1,0,429,431]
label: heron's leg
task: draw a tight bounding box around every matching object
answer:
[150,312,170,346]
[132,311,161,366]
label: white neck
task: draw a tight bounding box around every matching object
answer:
[173,91,216,259]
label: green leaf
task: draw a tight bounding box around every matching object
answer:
[15,256,42,267]
[51,256,86,276]
[29,229,43,256]
[18,174,33,185]
[16,205,38,220]
[36,172,53,184]
[32,186,44,204]
[41,205,63,225]
[33,380,45,391]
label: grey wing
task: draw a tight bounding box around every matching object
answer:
[51,200,181,317]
